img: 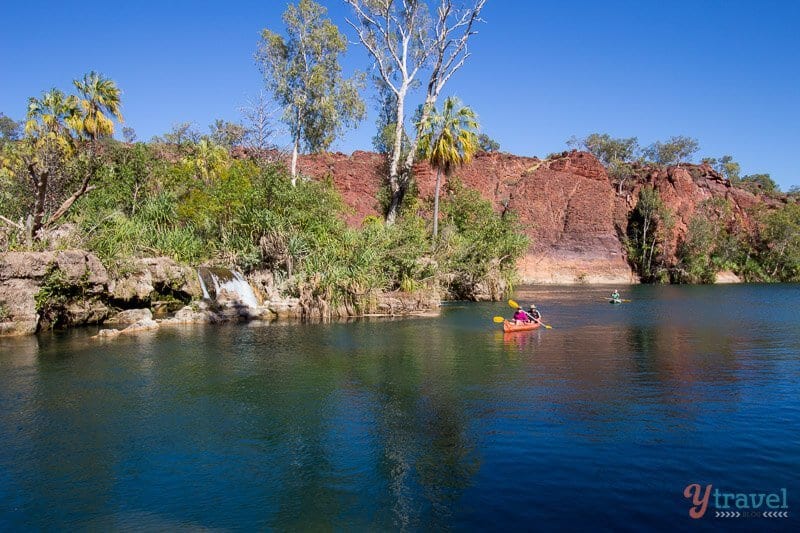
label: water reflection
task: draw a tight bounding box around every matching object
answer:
[1,285,799,530]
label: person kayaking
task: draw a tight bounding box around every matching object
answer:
[528,304,542,323]
[611,290,620,301]
[513,307,529,325]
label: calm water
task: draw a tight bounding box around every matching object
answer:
[1,285,799,531]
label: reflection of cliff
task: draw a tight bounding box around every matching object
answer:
[513,318,745,441]
[294,150,778,285]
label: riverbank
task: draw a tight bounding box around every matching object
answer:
[0,250,441,337]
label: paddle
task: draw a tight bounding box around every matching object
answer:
[493,316,506,323]
[602,298,632,302]
[508,299,552,329]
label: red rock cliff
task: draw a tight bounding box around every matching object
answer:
[294,150,774,284]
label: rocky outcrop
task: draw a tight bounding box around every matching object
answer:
[616,163,780,269]
[93,318,160,339]
[298,150,635,284]
[715,271,742,283]
[109,257,202,306]
[297,150,781,284]
[0,250,109,336]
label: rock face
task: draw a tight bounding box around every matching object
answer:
[297,150,779,284]
[299,151,634,283]
[0,250,109,336]
[109,257,202,305]
[615,163,778,268]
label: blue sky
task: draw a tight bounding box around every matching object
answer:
[2,0,798,188]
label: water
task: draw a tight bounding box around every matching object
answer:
[197,267,260,308]
[1,284,798,530]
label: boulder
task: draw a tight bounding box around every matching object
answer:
[715,271,742,284]
[64,299,110,327]
[0,250,109,336]
[121,318,159,333]
[160,305,221,325]
[93,328,121,339]
[105,308,153,326]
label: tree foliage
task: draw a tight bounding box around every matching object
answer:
[741,173,779,194]
[568,133,640,193]
[642,136,699,166]
[208,119,246,148]
[72,71,124,141]
[256,0,365,181]
[477,133,499,152]
[674,198,743,283]
[0,113,21,144]
[756,202,800,281]
[2,73,123,240]
[702,155,741,183]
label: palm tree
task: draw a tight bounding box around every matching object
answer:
[25,89,81,139]
[24,89,82,237]
[417,96,479,239]
[73,71,123,140]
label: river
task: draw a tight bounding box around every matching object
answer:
[1,284,798,530]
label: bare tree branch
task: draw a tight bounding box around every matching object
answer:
[0,215,23,230]
[45,178,96,228]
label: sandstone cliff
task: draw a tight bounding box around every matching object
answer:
[297,150,634,284]
[296,150,778,284]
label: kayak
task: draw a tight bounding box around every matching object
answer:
[503,320,541,333]
[609,299,622,304]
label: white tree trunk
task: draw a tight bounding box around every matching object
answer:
[290,136,299,187]
[433,168,442,239]
[385,87,407,225]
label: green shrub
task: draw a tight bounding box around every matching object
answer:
[34,264,91,328]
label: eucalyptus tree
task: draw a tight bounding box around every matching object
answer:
[702,155,740,183]
[643,136,699,167]
[0,113,21,144]
[417,96,479,239]
[208,119,246,148]
[477,133,499,152]
[568,133,640,194]
[345,0,487,223]
[256,0,365,184]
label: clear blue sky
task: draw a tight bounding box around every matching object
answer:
[2,0,798,188]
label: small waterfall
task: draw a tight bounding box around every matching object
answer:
[196,267,259,308]
[198,271,211,300]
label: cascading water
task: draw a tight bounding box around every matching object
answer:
[197,267,259,308]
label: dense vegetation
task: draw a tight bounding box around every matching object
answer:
[0,134,527,303]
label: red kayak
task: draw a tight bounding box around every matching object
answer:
[502,320,541,333]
